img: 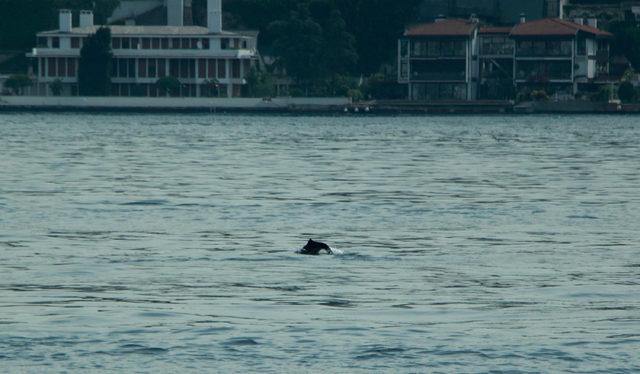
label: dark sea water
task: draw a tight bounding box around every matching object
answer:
[1,113,639,373]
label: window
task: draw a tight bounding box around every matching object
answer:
[232,60,240,78]
[221,38,229,49]
[198,59,206,78]
[57,58,66,77]
[67,58,76,77]
[112,38,121,49]
[577,37,586,56]
[171,38,180,49]
[202,38,210,49]
[131,38,139,50]
[170,59,179,77]
[208,59,216,78]
[52,37,60,48]
[158,59,166,77]
[412,41,427,57]
[152,38,160,49]
[161,38,169,49]
[533,41,545,56]
[48,58,56,76]
[218,59,226,78]
[148,59,157,78]
[427,41,439,57]
[71,37,80,49]
[128,58,136,77]
[122,38,130,49]
[142,38,151,49]
[37,37,48,48]
[181,38,190,49]
[139,59,147,78]
[242,40,248,49]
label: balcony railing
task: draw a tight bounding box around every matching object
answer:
[411,71,466,81]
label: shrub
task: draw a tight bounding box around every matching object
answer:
[4,74,32,95]
[618,81,636,102]
[156,76,181,96]
[531,89,549,101]
[50,79,63,96]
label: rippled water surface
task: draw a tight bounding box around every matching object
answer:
[1,113,639,373]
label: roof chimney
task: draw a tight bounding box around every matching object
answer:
[519,13,526,24]
[208,0,222,33]
[573,17,584,25]
[167,0,184,26]
[586,18,598,28]
[435,14,446,23]
[470,13,479,23]
[59,9,72,32]
[79,10,94,28]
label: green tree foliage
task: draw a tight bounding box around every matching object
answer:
[4,74,33,95]
[246,67,275,97]
[618,81,636,102]
[78,27,112,96]
[0,0,120,50]
[50,79,64,96]
[269,5,324,90]
[607,20,640,70]
[156,76,181,96]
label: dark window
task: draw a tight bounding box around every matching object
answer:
[198,59,206,78]
[142,38,151,49]
[48,58,56,76]
[71,38,80,48]
[128,59,136,77]
[152,38,160,49]
[139,59,147,78]
[170,59,179,77]
[218,59,226,78]
[171,38,180,49]
[131,38,139,50]
[113,38,121,49]
[232,60,240,78]
[161,38,169,49]
[578,37,587,55]
[208,59,216,78]
[158,59,166,77]
[67,58,76,77]
[221,38,229,49]
[57,57,66,77]
[122,38,130,49]
[202,38,210,49]
[52,37,60,48]
[148,59,157,78]
[37,37,48,48]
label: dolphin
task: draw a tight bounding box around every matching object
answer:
[299,239,333,255]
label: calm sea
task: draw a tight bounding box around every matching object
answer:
[1,113,639,373]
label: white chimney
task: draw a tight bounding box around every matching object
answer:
[59,9,72,32]
[574,17,584,25]
[435,14,446,23]
[80,10,94,28]
[586,18,598,28]
[520,13,526,24]
[167,0,184,26]
[208,0,222,33]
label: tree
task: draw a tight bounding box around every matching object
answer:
[78,27,113,96]
[607,21,640,71]
[156,76,181,96]
[246,67,275,97]
[4,74,33,95]
[268,5,324,92]
[320,10,358,75]
[50,79,63,96]
[618,81,636,102]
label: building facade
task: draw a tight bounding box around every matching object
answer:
[399,16,612,101]
[27,0,259,97]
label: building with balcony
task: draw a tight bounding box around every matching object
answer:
[398,18,479,101]
[511,18,612,97]
[398,15,612,101]
[27,0,259,97]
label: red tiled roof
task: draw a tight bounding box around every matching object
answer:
[405,19,477,37]
[511,18,613,38]
[479,26,512,34]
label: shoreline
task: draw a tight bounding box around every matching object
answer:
[2,96,640,115]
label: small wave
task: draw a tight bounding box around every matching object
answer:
[121,199,169,206]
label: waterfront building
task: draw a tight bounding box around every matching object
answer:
[398,17,480,101]
[511,18,612,97]
[398,15,612,101]
[27,0,259,97]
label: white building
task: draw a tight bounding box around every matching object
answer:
[27,0,259,97]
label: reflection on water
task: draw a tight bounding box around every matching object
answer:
[1,113,639,372]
